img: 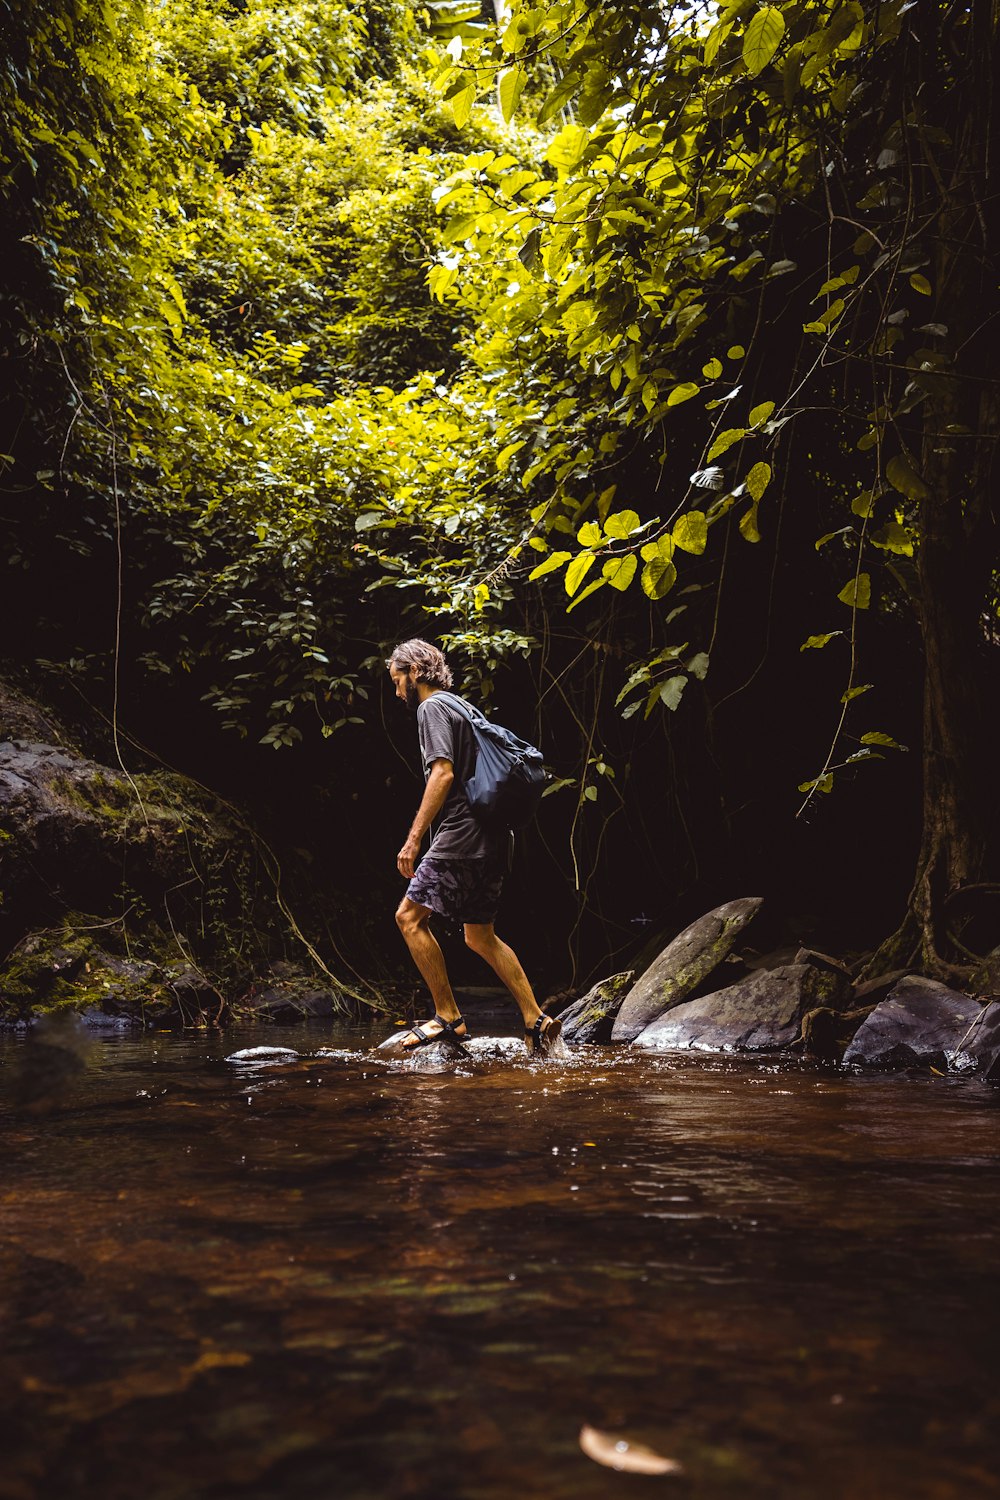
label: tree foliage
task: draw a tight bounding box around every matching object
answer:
[2,0,998,975]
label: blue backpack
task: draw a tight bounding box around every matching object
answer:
[437,692,546,829]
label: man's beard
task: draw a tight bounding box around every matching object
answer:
[405,680,421,712]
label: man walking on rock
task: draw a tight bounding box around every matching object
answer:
[386,638,560,1055]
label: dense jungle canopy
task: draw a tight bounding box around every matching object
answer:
[1,0,998,1001]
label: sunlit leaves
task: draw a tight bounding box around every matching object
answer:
[746,462,771,501]
[565,551,596,595]
[497,65,526,124]
[860,731,905,750]
[801,632,842,650]
[837,573,871,609]
[706,427,747,462]
[603,509,641,539]
[641,555,677,600]
[528,550,571,580]
[742,6,785,76]
[672,511,707,554]
[603,554,636,591]
[451,78,476,128]
[667,382,699,406]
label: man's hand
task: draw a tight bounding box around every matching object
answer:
[397,836,421,879]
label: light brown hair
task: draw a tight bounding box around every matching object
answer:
[386,639,454,690]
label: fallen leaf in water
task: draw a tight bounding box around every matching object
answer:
[579,1425,682,1475]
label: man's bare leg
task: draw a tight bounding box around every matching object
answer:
[464,923,548,1031]
[396,898,465,1040]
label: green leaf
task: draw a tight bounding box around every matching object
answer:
[641,536,674,563]
[452,80,476,128]
[749,402,775,428]
[672,511,708,554]
[604,509,641,539]
[909,273,932,295]
[702,358,723,379]
[841,682,874,703]
[871,521,913,555]
[603,554,637,592]
[704,19,732,65]
[838,574,872,609]
[798,773,834,795]
[498,65,526,124]
[355,512,385,531]
[746,461,771,501]
[685,651,710,680]
[565,551,596,596]
[518,226,543,273]
[641,557,677,599]
[743,6,785,76]
[577,521,603,546]
[667,382,699,406]
[860,731,903,749]
[851,491,875,518]
[528,550,571,581]
[706,427,746,461]
[659,675,688,711]
[800,632,842,651]
[886,453,930,501]
[566,576,607,612]
[739,504,761,542]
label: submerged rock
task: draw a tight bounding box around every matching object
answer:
[612,897,763,1043]
[634,962,842,1054]
[843,976,990,1073]
[560,971,634,1045]
[225,1045,301,1065]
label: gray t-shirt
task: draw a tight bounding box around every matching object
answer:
[416,692,493,861]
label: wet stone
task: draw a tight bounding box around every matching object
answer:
[947,1001,1000,1080]
[612,897,763,1043]
[559,971,634,1045]
[633,962,842,1054]
[843,976,990,1074]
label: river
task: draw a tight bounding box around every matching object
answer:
[1,1019,998,1499]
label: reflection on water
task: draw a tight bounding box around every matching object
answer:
[1,1020,999,1499]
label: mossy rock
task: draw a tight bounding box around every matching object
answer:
[561,970,635,1045]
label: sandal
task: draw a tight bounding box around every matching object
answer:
[525,1013,562,1055]
[400,1014,470,1051]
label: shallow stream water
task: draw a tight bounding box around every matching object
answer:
[1,1018,998,1499]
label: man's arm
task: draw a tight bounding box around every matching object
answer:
[397,759,454,878]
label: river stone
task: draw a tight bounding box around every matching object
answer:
[561,971,635,1045]
[375,1028,468,1060]
[612,897,763,1043]
[843,976,988,1072]
[946,1001,1000,1080]
[634,962,842,1053]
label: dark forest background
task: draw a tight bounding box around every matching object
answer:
[2,0,997,1009]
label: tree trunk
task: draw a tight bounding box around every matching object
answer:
[865,0,1000,979]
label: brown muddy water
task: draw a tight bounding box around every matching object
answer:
[1,1018,998,1500]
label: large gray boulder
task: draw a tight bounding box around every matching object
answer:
[947,1002,1000,1080]
[560,971,634,1045]
[612,897,763,1043]
[843,976,990,1073]
[634,961,842,1053]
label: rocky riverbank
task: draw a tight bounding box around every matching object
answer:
[0,677,346,1026]
[555,899,1000,1083]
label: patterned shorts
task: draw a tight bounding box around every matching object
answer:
[405,856,504,926]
